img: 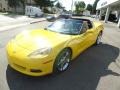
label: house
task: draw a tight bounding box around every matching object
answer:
[0,0,36,13]
[83,10,90,16]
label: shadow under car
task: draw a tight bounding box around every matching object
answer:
[6,43,120,90]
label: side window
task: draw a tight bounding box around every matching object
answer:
[80,22,88,34]
[87,21,93,29]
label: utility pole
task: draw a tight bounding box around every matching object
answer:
[71,0,73,12]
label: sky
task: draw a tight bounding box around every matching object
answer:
[59,0,95,10]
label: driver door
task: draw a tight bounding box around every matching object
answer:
[69,22,89,58]
[77,22,90,53]
[78,22,95,52]
[69,34,87,59]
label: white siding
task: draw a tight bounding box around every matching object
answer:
[97,0,119,10]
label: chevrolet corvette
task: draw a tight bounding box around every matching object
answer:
[6,18,104,76]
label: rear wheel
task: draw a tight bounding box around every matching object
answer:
[54,48,72,72]
[95,32,102,45]
[35,14,38,17]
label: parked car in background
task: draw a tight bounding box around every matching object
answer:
[46,14,59,22]
[46,13,72,22]
[58,13,72,19]
[83,10,90,17]
[25,6,43,17]
[46,15,56,22]
[91,15,96,18]
[101,14,117,22]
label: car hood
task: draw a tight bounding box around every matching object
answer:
[14,29,71,51]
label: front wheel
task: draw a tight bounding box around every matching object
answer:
[35,14,38,17]
[54,48,72,72]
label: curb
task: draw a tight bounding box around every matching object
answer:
[30,19,46,24]
[0,19,46,32]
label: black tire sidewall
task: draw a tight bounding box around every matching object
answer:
[53,48,72,73]
[95,32,102,45]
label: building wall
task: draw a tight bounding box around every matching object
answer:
[0,0,35,13]
[96,0,120,27]
[0,0,8,11]
[97,0,119,10]
[26,0,35,5]
[83,10,90,16]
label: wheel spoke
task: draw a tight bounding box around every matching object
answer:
[57,51,71,71]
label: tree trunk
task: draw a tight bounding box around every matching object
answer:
[42,7,44,12]
[23,3,25,14]
[14,6,17,13]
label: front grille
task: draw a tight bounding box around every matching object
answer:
[30,69,42,73]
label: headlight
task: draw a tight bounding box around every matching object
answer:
[28,47,52,57]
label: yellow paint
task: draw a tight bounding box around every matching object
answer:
[6,22,103,76]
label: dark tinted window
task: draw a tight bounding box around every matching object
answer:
[80,22,89,34]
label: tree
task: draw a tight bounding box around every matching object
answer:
[7,0,20,12]
[55,2,63,9]
[34,0,54,10]
[75,1,86,14]
[7,0,24,13]
[86,4,93,12]
[78,1,86,9]
[92,0,99,14]
[20,0,26,14]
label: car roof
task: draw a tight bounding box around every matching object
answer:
[59,18,91,24]
[59,18,83,23]
[71,17,91,22]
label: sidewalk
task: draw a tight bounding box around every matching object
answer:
[0,14,46,32]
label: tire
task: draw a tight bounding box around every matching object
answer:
[35,14,38,17]
[95,32,102,45]
[53,48,72,73]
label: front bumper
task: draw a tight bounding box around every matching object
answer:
[7,42,54,76]
[8,57,53,76]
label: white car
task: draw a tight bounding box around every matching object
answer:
[25,6,43,17]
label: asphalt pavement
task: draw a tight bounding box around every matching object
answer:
[0,19,120,90]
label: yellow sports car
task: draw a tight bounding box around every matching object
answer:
[7,18,104,76]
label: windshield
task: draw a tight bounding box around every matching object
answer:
[46,19,83,35]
